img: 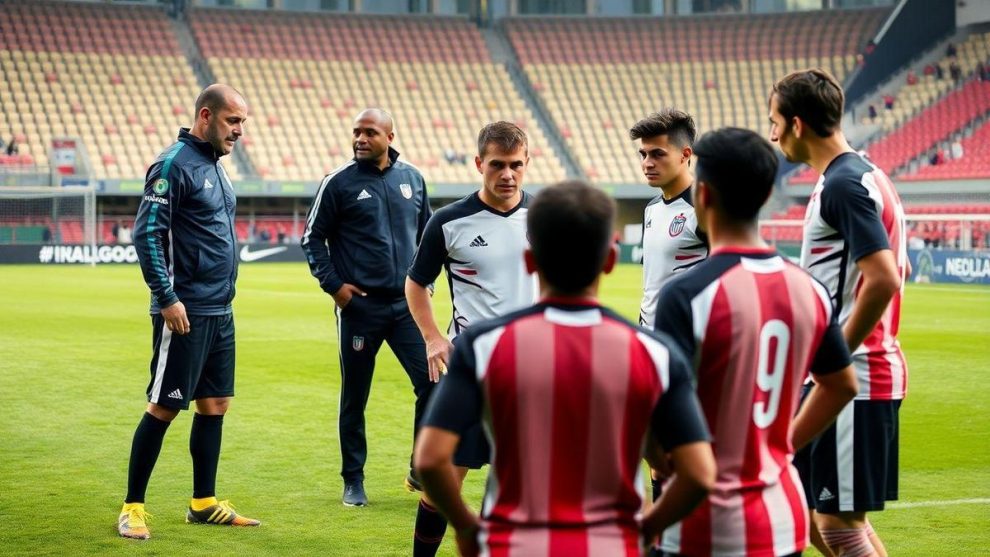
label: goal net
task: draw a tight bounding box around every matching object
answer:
[0,186,96,247]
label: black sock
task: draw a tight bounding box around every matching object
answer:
[190,413,224,499]
[125,412,172,503]
[413,499,448,557]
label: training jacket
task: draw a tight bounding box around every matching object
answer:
[134,128,238,316]
[302,147,431,298]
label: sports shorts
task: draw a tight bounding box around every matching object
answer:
[794,384,900,513]
[146,313,235,410]
[453,423,490,470]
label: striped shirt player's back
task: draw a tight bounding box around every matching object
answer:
[801,152,908,400]
[640,187,708,328]
[422,301,709,557]
[656,249,851,557]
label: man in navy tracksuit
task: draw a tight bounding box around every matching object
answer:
[302,108,433,507]
[119,85,259,540]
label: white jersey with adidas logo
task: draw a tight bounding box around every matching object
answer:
[408,191,537,338]
[640,187,708,328]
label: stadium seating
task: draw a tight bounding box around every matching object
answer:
[189,9,565,185]
[504,8,889,184]
[0,0,212,180]
[899,117,990,181]
[790,79,990,184]
[867,32,990,131]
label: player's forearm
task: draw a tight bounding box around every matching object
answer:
[843,275,899,351]
[405,277,443,342]
[791,369,858,451]
[641,442,714,541]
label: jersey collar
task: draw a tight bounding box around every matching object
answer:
[661,183,694,206]
[178,128,221,161]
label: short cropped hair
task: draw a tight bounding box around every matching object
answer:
[477,121,528,158]
[629,108,697,147]
[693,128,778,222]
[195,87,227,116]
[771,69,844,138]
[527,181,615,295]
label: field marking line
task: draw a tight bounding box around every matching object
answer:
[888,498,990,509]
[910,285,990,294]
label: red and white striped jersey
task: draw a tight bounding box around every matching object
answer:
[655,249,852,557]
[640,188,708,328]
[800,152,908,400]
[423,299,709,557]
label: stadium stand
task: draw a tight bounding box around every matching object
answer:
[868,32,990,131]
[899,117,990,181]
[188,9,566,185]
[790,78,990,184]
[861,79,989,175]
[0,0,210,180]
[790,33,990,185]
[504,8,889,184]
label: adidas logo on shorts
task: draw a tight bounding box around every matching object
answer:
[819,487,835,501]
[167,389,183,400]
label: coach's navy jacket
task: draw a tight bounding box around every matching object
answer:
[302,147,431,298]
[134,128,238,316]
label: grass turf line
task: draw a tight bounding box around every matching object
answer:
[0,264,987,556]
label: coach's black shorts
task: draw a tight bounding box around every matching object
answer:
[794,385,900,514]
[453,423,490,469]
[146,313,235,410]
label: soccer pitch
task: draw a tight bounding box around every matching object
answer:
[0,263,987,556]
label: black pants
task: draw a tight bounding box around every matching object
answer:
[335,295,433,483]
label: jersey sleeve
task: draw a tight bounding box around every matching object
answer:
[653,280,697,361]
[810,309,853,375]
[650,342,710,451]
[820,175,890,262]
[416,172,433,244]
[407,212,447,287]
[301,174,345,295]
[133,158,186,309]
[421,333,483,435]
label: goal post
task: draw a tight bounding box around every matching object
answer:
[0,186,97,260]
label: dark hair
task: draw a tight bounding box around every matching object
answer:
[629,108,697,147]
[771,68,844,138]
[527,181,615,295]
[693,128,778,222]
[477,121,528,158]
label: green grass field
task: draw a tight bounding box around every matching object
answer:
[0,263,987,556]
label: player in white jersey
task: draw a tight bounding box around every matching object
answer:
[630,110,708,543]
[770,68,908,557]
[631,109,709,330]
[405,121,537,557]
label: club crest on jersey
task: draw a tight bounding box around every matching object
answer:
[399,183,413,199]
[352,336,365,351]
[669,213,687,237]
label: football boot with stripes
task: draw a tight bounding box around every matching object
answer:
[185,500,260,526]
